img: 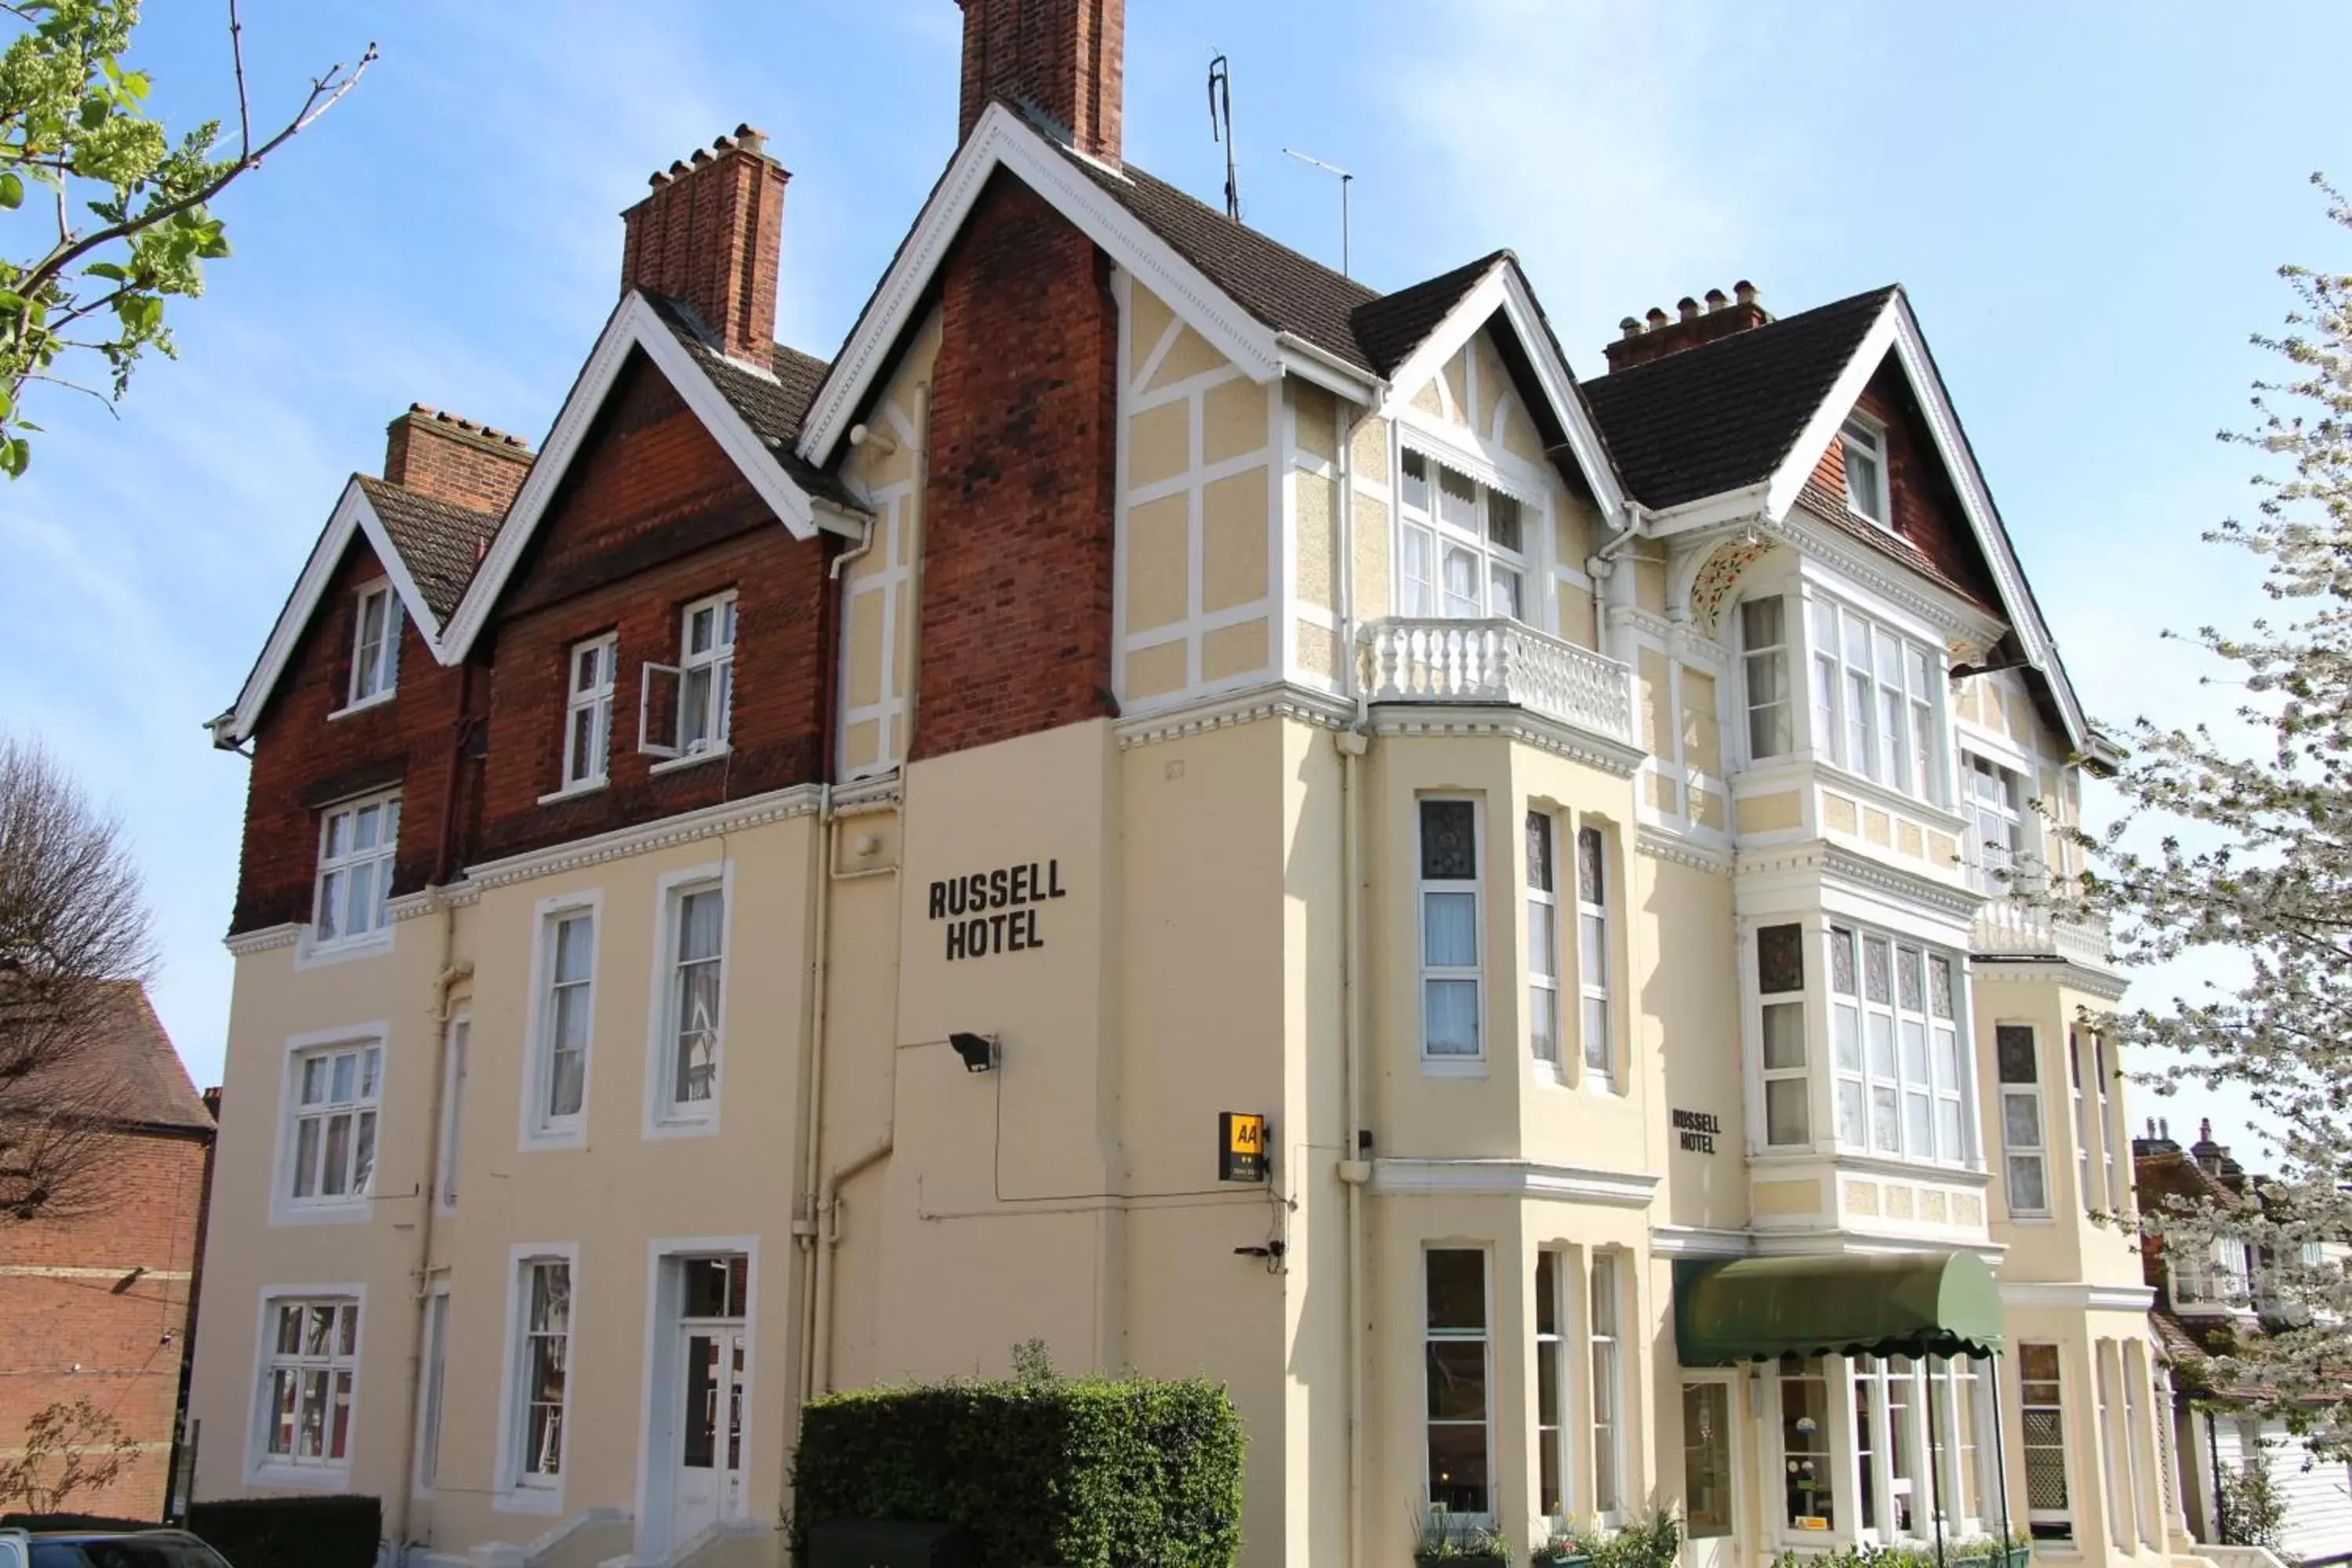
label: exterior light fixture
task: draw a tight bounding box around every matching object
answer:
[949,1032,997,1073]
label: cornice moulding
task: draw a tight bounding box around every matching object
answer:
[1370,1157,1660,1209]
[462,783,826,890]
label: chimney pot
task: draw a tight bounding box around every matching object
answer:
[622,126,793,362]
[1618,317,1641,340]
[1704,287,1730,310]
[1677,296,1700,322]
[1645,307,1670,328]
[1734,279,1759,307]
[735,123,768,152]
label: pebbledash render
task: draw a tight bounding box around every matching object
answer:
[187,3,2185,1566]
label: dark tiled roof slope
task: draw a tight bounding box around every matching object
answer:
[1349,251,1508,376]
[641,292,864,510]
[1053,147,1380,372]
[357,477,501,622]
[1583,286,1898,510]
[17,982,215,1132]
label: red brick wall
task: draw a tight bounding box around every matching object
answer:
[1809,366,2002,606]
[475,351,830,863]
[383,409,532,514]
[913,172,1118,759]
[231,535,477,934]
[0,1127,211,1521]
[957,0,1125,162]
[619,135,789,364]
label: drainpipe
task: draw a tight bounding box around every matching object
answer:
[812,1134,895,1396]
[1334,401,1373,1568]
[390,670,478,1562]
[792,785,837,1423]
[1584,499,1643,662]
[2209,1407,2229,1543]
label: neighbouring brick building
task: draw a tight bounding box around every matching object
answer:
[189,2,2188,1566]
[1,983,215,1521]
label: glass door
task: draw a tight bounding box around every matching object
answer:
[1680,1379,1737,1568]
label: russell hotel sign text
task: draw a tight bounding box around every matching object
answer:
[927,859,1069,960]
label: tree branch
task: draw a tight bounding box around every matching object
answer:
[227,0,251,160]
[13,34,377,309]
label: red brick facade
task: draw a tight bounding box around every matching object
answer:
[913,172,1119,760]
[620,132,789,365]
[1808,366,2002,608]
[475,353,832,864]
[957,0,1124,162]
[0,1126,212,1519]
[230,534,478,935]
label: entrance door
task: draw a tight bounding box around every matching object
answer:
[671,1323,747,1541]
[1679,1379,1739,1568]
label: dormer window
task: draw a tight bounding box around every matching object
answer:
[1841,416,1890,528]
[347,583,401,707]
[1398,450,1531,624]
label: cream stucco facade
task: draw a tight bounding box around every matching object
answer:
[191,239,2189,1568]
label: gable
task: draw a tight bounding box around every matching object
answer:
[1802,358,2002,610]
[1400,328,1553,471]
[493,352,775,628]
[255,526,408,738]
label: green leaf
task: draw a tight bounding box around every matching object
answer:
[0,172,19,212]
[1,438,29,480]
[83,261,129,282]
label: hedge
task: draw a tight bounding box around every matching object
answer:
[184,1494,381,1568]
[793,1374,1245,1568]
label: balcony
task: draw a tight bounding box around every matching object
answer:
[1970,895,2115,970]
[1357,617,1636,750]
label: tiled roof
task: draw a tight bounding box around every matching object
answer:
[357,477,501,622]
[1348,251,1509,376]
[15,982,214,1134]
[641,291,864,510]
[1582,285,1898,511]
[1055,150,1381,372]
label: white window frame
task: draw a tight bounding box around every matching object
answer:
[1534,1250,1570,1519]
[248,1288,364,1486]
[270,1025,387,1227]
[1773,1354,1839,1540]
[1809,595,1947,805]
[640,591,739,765]
[2071,1028,2095,1214]
[521,892,601,1150]
[1398,448,1535,624]
[1588,1250,1625,1526]
[1576,825,1613,1091]
[496,1244,578,1512]
[2019,1342,2072,1540]
[1965,753,2028,895]
[1997,1024,2052,1219]
[556,633,617,795]
[1741,595,1795,764]
[1828,926,1971,1167]
[310,790,401,954]
[414,1283,450,1494]
[646,864,731,1135]
[1527,811,1563,1078]
[1842,414,1891,528]
[1756,924,1809,1148]
[1418,797,1486,1075]
[1423,1246,1494,1521]
[1926,1355,1994,1539]
[438,1014,469,1210]
[344,580,401,710]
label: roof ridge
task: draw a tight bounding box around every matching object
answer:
[1588,283,1900,385]
[1118,159,1380,305]
[356,471,503,521]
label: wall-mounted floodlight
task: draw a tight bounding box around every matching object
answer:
[949,1032,998,1073]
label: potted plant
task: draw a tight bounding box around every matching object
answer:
[1414,1511,1510,1568]
[1532,1518,1592,1567]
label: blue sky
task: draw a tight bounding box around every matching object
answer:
[3,1,2345,1166]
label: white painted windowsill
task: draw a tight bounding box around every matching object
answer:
[648,746,732,777]
[328,691,396,721]
[537,779,609,805]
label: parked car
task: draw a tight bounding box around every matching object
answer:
[0,1530,231,1567]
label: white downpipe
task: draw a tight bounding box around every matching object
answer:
[812,1134,894,1396]
[789,786,835,1480]
[1586,499,1643,662]
[1335,395,1374,1568]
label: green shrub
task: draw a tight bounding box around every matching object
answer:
[792,1368,1245,1568]
[185,1494,381,1568]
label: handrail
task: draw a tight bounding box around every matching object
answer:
[1357,617,1635,748]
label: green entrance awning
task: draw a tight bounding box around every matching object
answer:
[1673,1251,2005,1366]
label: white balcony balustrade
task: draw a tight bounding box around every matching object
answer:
[1357,618,1635,749]
[1970,895,2114,970]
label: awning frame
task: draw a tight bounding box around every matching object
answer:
[1672,1251,2005,1367]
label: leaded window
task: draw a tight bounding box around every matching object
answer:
[1420,800,1482,1062]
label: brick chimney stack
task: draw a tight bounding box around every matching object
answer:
[956,0,1125,165]
[383,404,533,514]
[619,126,789,363]
[1602,280,1772,372]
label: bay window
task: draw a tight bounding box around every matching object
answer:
[1419,800,1483,1065]
[1757,924,1809,1146]
[1527,813,1561,1073]
[1741,597,1793,760]
[1399,450,1532,622]
[1534,1253,1566,1517]
[1965,754,2027,893]
[1589,1252,1624,1521]
[1778,1355,1835,1530]
[1998,1025,2050,1218]
[1425,1248,1491,1515]
[1773,1354,1994,1548]
[1577,826,1611,1086]
[1828,925,1969,1164]
[1809,596,1945,804]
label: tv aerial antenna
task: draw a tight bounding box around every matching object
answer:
[1208,53,1240,220]
[1283,147,1354,278]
